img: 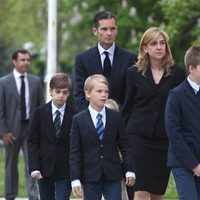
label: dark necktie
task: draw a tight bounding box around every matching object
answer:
[96,113,104,140]
[20,75,26,120]
[54,110,61,137]
[103,51,111,80]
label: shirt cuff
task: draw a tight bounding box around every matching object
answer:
[71,179,81,188]
[125,171,136,179]
[31,170,41,176]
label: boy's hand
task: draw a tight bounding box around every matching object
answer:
[125,176,135,187]
[31,171,43,180]
[72,186,83,198]
[193,164,200,177]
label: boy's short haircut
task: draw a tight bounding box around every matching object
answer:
[50,73,72,90]
[184,45,200,72]
[84,74,108,92]
[105,99,119,111]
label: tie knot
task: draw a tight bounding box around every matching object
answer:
[55,110,60,116]
[20,75,25,80]
[104,51,109,57]
[97,113,102,120]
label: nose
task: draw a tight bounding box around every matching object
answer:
[106,28,112,35]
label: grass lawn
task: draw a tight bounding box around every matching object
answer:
[0,151,178,199]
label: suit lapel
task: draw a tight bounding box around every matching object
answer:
[44,102,57,139]
[27,74,34,107]
[58,104,71,138]
[91,47,103,74]
[8,74,19,100]
[109,47,121,93]
[84,109,101,142]
[184,80,200,110]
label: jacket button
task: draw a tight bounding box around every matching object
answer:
[101,155,103,158]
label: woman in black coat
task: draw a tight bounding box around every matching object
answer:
[121,27,186,200]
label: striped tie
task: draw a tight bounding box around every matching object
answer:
[54,110,61,137]
[96,113,104,140]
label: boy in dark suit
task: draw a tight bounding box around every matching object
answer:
[165,45,200,200]
[70,74,135,200]
[28,73,75,200]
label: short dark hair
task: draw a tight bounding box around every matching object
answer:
[12,49,30,60]
[93,11,117,28]
[50,73,72,91]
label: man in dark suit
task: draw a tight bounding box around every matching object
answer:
[73,11,137,113]
[165,45,200,200]
[70,74,135,200]
[0,49,44,200]
[28,73,75,200]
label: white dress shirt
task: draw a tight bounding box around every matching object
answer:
[13,69,30,119]
[98,42,115,68]
[187,76,200,94]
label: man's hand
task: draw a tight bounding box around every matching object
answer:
[72,186,83,198]
[125,176,136,187]
[2,132,15,145]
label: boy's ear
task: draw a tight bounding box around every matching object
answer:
[188,65,194,73]
[49,88,52,96]
[85,90,90,100]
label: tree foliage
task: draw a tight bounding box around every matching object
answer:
[0,0,199,76]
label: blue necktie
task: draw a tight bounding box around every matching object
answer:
[96,113,104,140]
[54,110,61,137]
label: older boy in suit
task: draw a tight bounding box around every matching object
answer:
[70,74,135,200]
[0,49,44,200]
[165,45,200,200]
[73,11,137,113]
[28,73,75,200]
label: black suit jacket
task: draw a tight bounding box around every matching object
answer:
[70,108,133,182]
[28,101,75,178]
[73,46,137,111]
[166,80,200,170]
[121,65,186,138]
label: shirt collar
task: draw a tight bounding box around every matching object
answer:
[51,101,66,116]
[98,42,115,56]
[187,76,200,92]
[13,68,27,79]
[88,105,106,118]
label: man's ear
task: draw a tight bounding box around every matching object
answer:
[92,27,97,36]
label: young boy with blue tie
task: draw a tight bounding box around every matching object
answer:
[70,74,135,200]
[28,73,75,200]
[165,45,200,200]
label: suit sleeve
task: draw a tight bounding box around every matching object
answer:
[27,108,41,173]
[0,79,9,137]
[73,55,89,112]
[36,78,44,106]
[117,113,133,172]
[165,90,199,170]
[120,67,137,126]
[70,116,82,181]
